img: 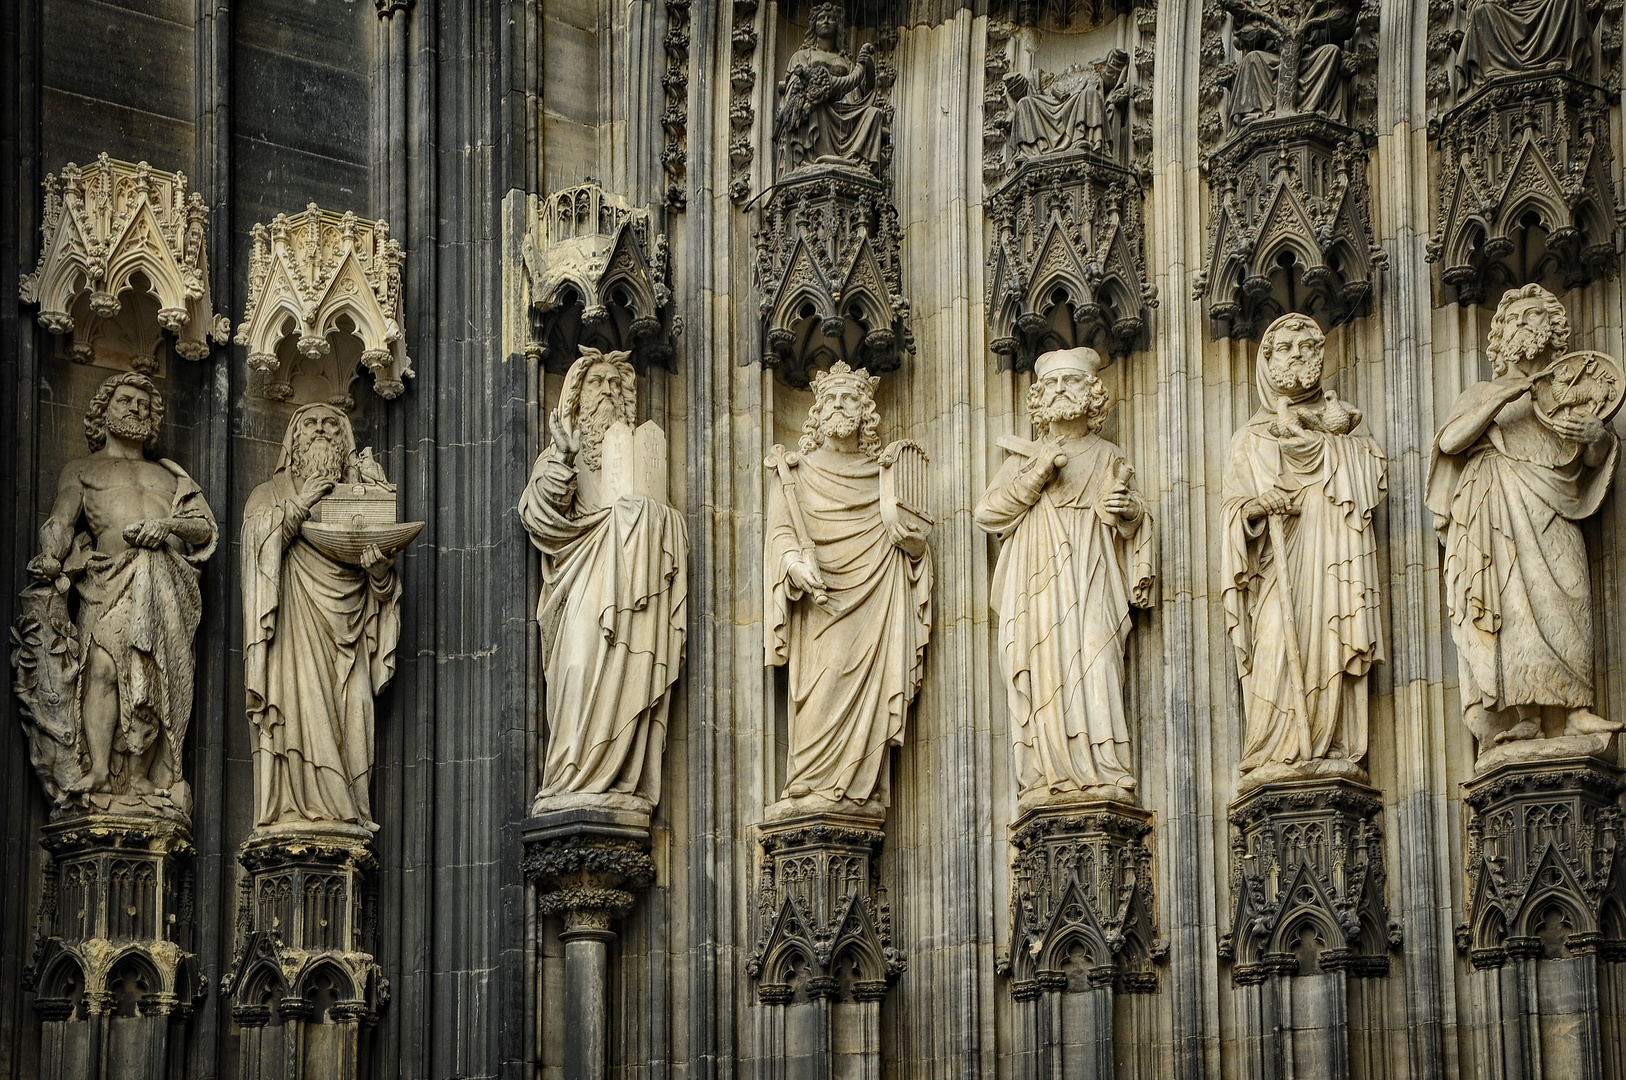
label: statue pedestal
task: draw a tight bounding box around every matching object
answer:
[745,809,901,1079]
[999,799,1160,1079]
[522,805,654,1080]
[1221,777,1394,1080]
[1458,757,1626,1080]
[26,814,200,1080]
[224,832,383,1080]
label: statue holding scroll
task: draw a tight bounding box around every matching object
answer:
[1002,51,1130,162]
[975,348,1155,807]
[519,347,688,814]
[243,404,417,834]
[1429,284,1622,765]
[765,361,933,816]
[12,373,217,816]
[1222,315,1387,793]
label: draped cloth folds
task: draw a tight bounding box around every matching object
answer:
[766,451,932,808]
[1457,0,1595,90]
[243,472,400,831]
[519,447,688,807]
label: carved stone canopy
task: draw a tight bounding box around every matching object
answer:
[1197,118,1384,339]
[754,164,914,388]
[236,204,412,404]
[522,182,676,375]
[19,154,229,366]
[987,154,1155,371]
[1429,73,1619,305]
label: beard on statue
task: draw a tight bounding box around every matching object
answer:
[292,432,346,483]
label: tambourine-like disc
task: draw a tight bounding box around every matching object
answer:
[1531,350,1626,429]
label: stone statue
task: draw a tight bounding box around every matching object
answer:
[1223,0,1358,127]
[774,2,890,176]
[1002,51,1130,162]
[765,361,933,817]
[1456,0,1595,94]
[974,348,1155,808]
[12,373,217,817]
[1222,315,1387,792]
[1428,284,1622,766]
[242,404,406,834]
[518,347,689,815]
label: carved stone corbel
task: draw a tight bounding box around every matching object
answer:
[19,154,229,369]
[521,182,677,374]
[235,204,412,405]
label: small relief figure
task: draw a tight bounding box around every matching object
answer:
[1223,0,1360,127]
[975,348,1155,808]
[1456,0,1595,94]
[1002,50,1130,162]
[765,362,933,817]
[11,373,217,817]
[1222,315,1387,793]
[518,347,688,816]
[243,405,416,835]
[774,2,890,176]
[1428,284,1623,765]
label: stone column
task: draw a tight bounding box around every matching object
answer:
[999,800,1162,1079]
[1458,757,1626,1080]
[224,834,384,1080]
[522,807,655,1080]
[1221,779,1397,1079]
[26,815,201,1080]
[745,810,902,1080]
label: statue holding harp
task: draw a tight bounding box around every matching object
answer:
[764,362,934,818]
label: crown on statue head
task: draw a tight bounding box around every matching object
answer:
[810,360,880,400]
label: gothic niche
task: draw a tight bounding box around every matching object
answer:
[236,204,412,407]
[754,4,913,388]
[19,154,230,370]
[1426,0,1623,304]
[1195,0,1383,338]
[983,27,1157,371]
[1220,780,1396,982]
[522,182,677,375]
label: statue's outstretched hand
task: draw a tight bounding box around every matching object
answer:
[787,554,827,597]
[361,543,394,582]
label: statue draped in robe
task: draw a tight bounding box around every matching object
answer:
[519,348,688,814]
[1428,284,1621,762]
[765,362,932,816]
[1457,0,1595,93]
[1002,51,1129,162]
[1222,314,1387,792]
[975,348,1155,808]
[243,404,403,834]
[774,3,890,175]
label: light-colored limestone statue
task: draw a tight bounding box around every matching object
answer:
[518,347,689,815]
[1002,51,1129,162]
[1222,315,1387,792]
[1429,284,1623,767]
[765,362,933,817]
[975,348,1154,807]
[11,373,217,817]
[1456,0,1595,93]
[243,404,409,835]
[774,3,889,176]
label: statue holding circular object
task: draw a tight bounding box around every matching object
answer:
[1530,349,1625,431]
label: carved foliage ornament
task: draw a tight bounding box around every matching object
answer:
[998,805,1163,998]
[236,204,412,403]
[1195,0,1384,338]
[663,0,692,209]
[20,154,229,365]
[1220,781,1396,982]
[522,182,677,374]
[1423,0,1622,303]
[730,0,760,204]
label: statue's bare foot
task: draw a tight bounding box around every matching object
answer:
[1563,709,1622,737]
[1493,719,1541,744]
[127,777,158,796]
[64,770,108,794]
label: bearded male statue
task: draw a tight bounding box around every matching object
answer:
[13,373,217,815]
[518,347,688,815]
[765,362,933,818]
[975,348,1154,808]
[1221,315,1387,793]
[243,404,403,834]
[1429,284,1621,765]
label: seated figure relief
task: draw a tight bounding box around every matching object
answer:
[13,373,218,818]
[1222,0,1360,128]
[1456,0,1596,94]
[774,2,890,176]
[1001,50,1130,163]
